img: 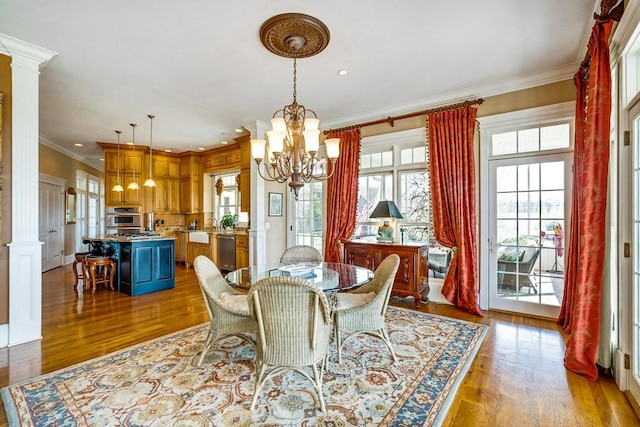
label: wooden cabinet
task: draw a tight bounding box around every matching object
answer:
[119,239,175,296]
[180,153,202,213]
[202,146,241,171]
[342,240,429,308]
[235,234,249,269]
[151,154,181,212]
[185,233,216,268]
[103,145,144,206]
[239,136,251,213]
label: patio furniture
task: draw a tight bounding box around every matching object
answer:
[497,247,540,294]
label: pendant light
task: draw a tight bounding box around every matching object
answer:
[143,114,157,187]
[112,130,124,192]
[127,123,140,190]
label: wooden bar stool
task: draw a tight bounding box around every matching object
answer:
[84,256,116,294]
[73,251,92,289]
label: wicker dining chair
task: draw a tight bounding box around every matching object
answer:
[279,245,323,265]
[247,276,333,412]
[193,255,257,367]
[333,254,401,363]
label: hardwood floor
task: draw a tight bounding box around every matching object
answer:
[1,264,638,426]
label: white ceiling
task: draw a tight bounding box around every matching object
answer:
[0,1,597,170]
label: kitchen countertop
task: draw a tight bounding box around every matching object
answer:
[83,235,174,243]
[165,229,249,236]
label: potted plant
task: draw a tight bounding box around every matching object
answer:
[220,214,238,230]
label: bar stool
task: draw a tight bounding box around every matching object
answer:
[73,251,92,289]
[84,256,116,294]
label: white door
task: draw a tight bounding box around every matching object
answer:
[488,153,572,318]
[628,101,640,403]
[39,181,64,271]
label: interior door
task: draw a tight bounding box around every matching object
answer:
[488,153,572,318]
[39,181,64,271]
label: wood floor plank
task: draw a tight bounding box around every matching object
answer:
[0,264,638,426]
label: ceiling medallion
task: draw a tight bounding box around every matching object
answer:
[259,13,330,58]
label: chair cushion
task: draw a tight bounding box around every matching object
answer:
[219,292,250,316]
[336,292,376,310]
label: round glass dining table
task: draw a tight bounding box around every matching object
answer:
[225,262,373,292]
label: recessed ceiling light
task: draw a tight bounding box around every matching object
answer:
[337,70,348,76]
[220,140,228,145]
[74,143,84,147]
[164,148,172,152]
[126,142,133,146]
[234,128,243,133]
[198,147,205,151]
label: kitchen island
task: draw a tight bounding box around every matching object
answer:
[83,235,175,296]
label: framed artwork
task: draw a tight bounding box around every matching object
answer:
[268,192,283,216]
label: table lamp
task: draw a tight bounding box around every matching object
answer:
[370,200,403,243]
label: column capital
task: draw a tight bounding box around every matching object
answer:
[0,33,57,68]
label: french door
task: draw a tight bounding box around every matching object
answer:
[628,100,640,403]
[488,153,572,318]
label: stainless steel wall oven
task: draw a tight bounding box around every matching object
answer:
[105,206,143,235]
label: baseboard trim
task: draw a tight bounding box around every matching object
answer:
[427,279,453,305]
[0,324,8,348]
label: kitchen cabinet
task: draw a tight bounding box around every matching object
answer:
[163,231,185,263]
[119,239,175,296]
[180,153,202,213]
[102,144,144,206]
[342,240,429,308]
[152,154,181,212]
[202,146,241,171]
[239,136,251,213]
[185,233,216,268]
[235,234,249,269]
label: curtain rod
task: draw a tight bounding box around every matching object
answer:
[323,97,485,136]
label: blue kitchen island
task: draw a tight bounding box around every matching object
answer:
[83,235,175,296]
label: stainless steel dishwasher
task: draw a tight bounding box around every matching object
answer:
[217,235,236,271]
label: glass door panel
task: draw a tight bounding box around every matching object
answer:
[489,153,571,318]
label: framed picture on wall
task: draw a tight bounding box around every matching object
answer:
[268,192,283,216]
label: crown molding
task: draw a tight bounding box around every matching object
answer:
[0,33,57,67]
[321,63,578,131]
[39,134,105,173]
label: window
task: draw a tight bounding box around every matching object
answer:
[214,173,246,222]
[355,128,431,244]
[491,123,570,156]
[75,171,104,252]
[293,181,324,251]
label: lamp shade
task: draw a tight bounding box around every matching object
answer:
[369,200,403,219]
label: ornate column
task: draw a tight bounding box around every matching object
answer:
[0,34,57,345]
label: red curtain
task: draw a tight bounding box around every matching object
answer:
[557,18,615,382]
[325,129,361,262]
[428,106,482,316]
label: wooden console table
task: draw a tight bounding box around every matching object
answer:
[342,240,429,308]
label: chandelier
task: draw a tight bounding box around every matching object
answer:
[250,13,340,201]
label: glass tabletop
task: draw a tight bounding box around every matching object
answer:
[225,262,373,292]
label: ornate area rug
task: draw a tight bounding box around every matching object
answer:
[2,307,487,426]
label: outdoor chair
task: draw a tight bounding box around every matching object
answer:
[247,276,333,411]
[193,255,256,367]
[333,254,401,363]
[279,245,323,265]
[497,247,541,294]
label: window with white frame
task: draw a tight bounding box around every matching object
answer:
[293,181,324,251]
[213,173,248,224]
[354,128,431,243]
[75,171,104,252]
